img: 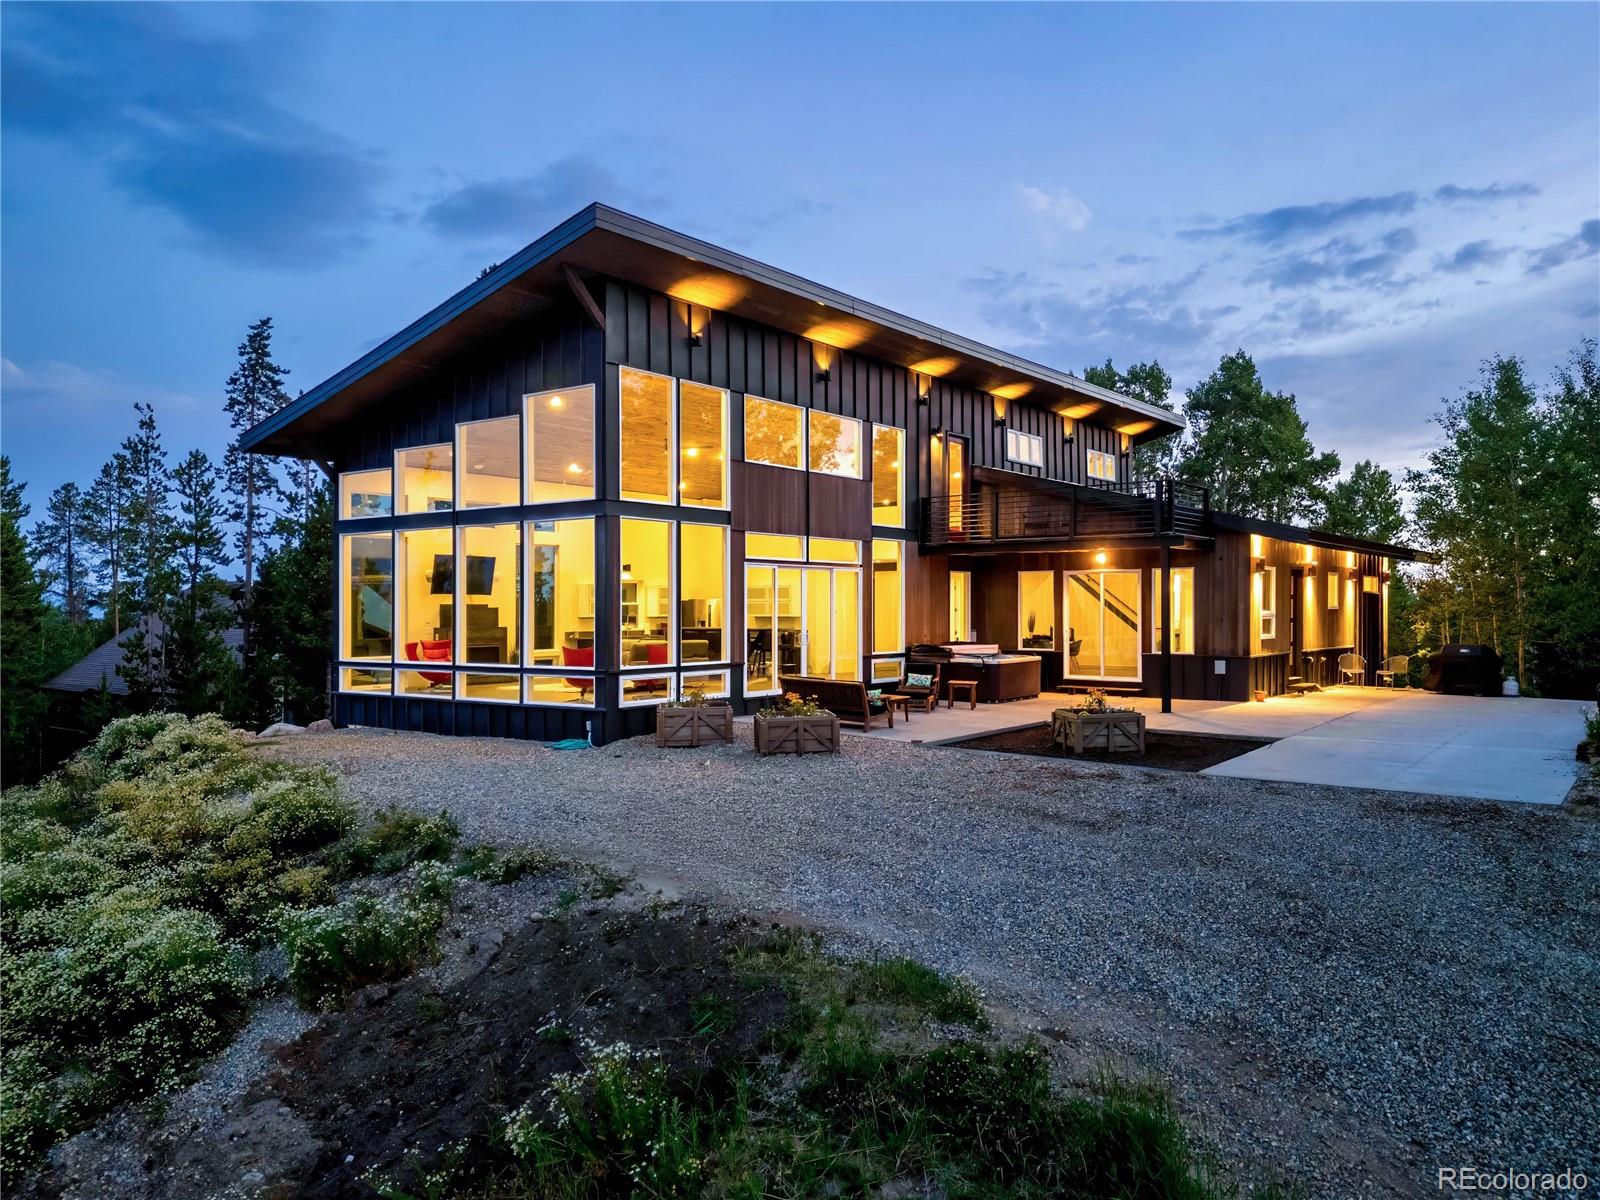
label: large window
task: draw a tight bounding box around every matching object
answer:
[872,539,903,654]
[457,416,519,509]
[1018,570,1055,649]
[1151,566,1195,654]
[872,425,904,526]
[678,382,728,508]
[744,396,804,470]
[396,444,454,513]
[1067,570,1141,680]
[1086,448,1117,482]
[620,368,674,503]
[341,533,393,660]
[744,564,801,694]
[620,518,674,666]
[1006,428,1044,468]
[457,523,519,664]
[949,570,972,642]
[679,524,727,664]
[525,518,595,670]
[340,468,392,519]
[809,412,862,478]
[526,385,595,503]
[397,527,455,665]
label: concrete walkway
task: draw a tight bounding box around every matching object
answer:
[863,686,1589,805]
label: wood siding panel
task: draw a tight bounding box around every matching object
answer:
[809,475,871,542]
[732,462,807,535]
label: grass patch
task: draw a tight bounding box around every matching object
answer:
[849,954,987,1026]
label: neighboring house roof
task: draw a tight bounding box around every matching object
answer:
[1209,510,1433,563]
[43,616,245,695]
[241,203,1185,459]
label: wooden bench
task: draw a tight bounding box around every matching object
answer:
[778,676,894,730]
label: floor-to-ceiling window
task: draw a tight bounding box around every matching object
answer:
[397,526,456,676]
[871,540,903,656]
[949,570,972,643]
[1018,570,1055,649]
[1067,569,1141,680]
[679,524,727,664]
[455,523,519,664]
[342,533,393,661]
[524,517,597,706]
[744,537,861,694]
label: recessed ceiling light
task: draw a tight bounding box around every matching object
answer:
[548,395,564,408]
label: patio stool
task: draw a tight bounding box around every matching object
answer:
[946,679,978,710]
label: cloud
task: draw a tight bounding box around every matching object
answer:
[420,155,645,240]
[976,270,1213,366]
[1525,219,1600,274]
[1017,184,1093,232]
[1436,239,1512,274]
[1434,182,1540,204]
[1180,192,1417,245]
[1248,227,1418,290]
[1,5,384,266]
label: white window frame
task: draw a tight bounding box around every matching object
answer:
[338,467,393,520]
[340,530,395,663]
[742,394,806,472]
[1016,569,1056,650]
[870,656,905,684]
[338,666,393,694]
[394,443,455,514]
[618,366,678,506]
[619,670,677,708]
[522,668,598,709]
[453,669,521,705]
[745,532,807,561]
[871,424,906,528]
[871,539,905,655]
[807,411,865,479]
[678,522,731,667]
[619,516,678,669]
[1259,566,1278,642]
[395,669,454,700]
[524,384,598,506]
[1006,428,1044,468]
[1086,448,1117,482]
[678,380,730,510]
[1064,568,1143,682]
[679,669,730,700]
[455,413,521,511]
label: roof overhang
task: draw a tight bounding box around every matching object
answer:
[1211,511,1433,563]
[242,203,1186,457]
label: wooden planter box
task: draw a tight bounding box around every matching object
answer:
[754,714,841,756]
[1051,708,1147,754]
[655,703,734,748]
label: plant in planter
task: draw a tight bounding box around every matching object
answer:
[655,689,734,748]
[1066,688,1129,714]
[754,692,840,756]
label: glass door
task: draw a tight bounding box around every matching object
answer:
[1066,569,1142,680]
[802,567,860,680]
[949,570,972,643]
[746,564,859,691]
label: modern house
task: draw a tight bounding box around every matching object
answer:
[242,204,1420,744]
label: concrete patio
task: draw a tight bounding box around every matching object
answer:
[863,686,1590,806]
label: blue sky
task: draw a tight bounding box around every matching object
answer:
[3,2,1597,513]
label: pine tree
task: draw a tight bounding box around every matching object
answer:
[31,482,91,623]
[117,404,178,707]
[82,455,133,636]
[164,450,236,715]
[222,317,291,597]
[251,470,334,724]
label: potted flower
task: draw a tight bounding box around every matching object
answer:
[655,689,735,748]
[754,692,840,756]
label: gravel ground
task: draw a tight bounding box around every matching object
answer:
[264,725,1600,1197]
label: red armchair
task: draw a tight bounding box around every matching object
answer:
[562,646,594,698]
[404,639,452,687]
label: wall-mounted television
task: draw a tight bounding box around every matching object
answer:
[431,555,496,595]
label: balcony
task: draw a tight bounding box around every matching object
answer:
[920,473,1210,549]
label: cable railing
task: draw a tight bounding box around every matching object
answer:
[921,476,1210,547]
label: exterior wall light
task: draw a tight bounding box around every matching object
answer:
[1094,550,1108,566]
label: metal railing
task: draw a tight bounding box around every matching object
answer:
[920,476,1210,547]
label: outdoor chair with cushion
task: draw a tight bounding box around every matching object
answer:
[895,666,941,712]
[1375,655,1410,688]
[1337,652,1367,686]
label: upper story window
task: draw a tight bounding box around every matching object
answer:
[620,369,674,504]
[872,425,904,527]
[340,468,392,519]
[1086,448,1117,482]
[678,381,728,508]
[458,416,519,509]
[1006,428,1044,468]
[744,396,804,470]
[809,412,862,478]
[527,385,595,504]
[396,444,453,513]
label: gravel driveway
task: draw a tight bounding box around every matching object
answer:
[264,726,1600,1197]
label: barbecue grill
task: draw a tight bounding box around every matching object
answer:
[1422,644,1504,696]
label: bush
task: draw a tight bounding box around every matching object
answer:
[0,713,357,1173]
[280,879,450,1010]
[340,807,461,876]
[849,956,987,1026]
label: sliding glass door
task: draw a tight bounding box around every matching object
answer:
[1066,569,1142,681]
[746,564,860,693]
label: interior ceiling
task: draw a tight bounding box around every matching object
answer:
[248,206,1182,456]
